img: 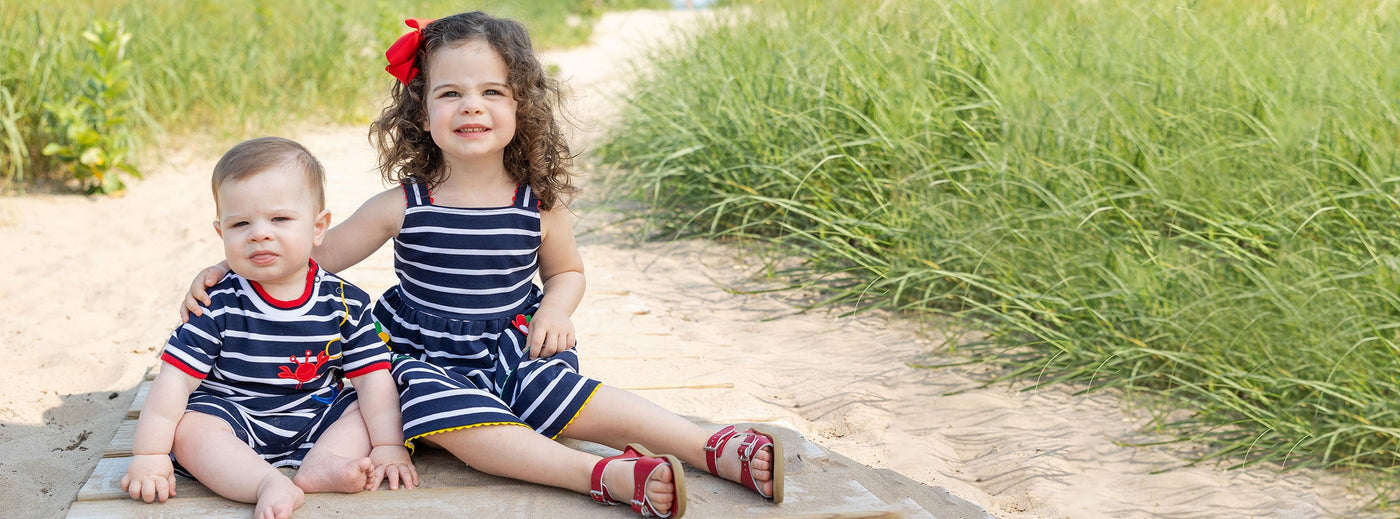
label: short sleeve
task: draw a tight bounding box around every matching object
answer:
[339,291,391,379]
[160,306,222,379]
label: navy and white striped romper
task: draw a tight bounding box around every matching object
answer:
[161,262,391,474]
[374,182,600,450]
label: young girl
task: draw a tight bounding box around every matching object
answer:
[185,11,781,517]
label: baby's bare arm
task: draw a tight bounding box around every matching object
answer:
[121,368,201,502]
[351,370,417,490]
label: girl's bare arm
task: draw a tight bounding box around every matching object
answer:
[313,187,406,273]
[528,206,586,359]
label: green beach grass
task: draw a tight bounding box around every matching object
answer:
[0,0,663,192]
[598,0,1400,500]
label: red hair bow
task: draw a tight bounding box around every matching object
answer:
[385,18,434,85]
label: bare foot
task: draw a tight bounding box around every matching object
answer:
[292,455,374,493]
[602,458,675,515]
[254,472,304,519]
[715,433,774,496]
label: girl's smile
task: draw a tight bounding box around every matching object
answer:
[453,123,491,137]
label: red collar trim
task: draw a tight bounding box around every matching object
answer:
[250,259,318,309]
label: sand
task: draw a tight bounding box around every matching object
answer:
[0,8,1380,519]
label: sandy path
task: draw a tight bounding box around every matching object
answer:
[0,8,1377,519]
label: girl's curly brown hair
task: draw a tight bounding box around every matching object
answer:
[369,11,576,210]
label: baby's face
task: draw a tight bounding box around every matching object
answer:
[213,166,328,293]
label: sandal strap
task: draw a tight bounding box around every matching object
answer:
[629,454,674,518]
[704,425,774,499]
[736,432,774,499]
[703,425,739,476]
[591,445,678,518]
[591,447,639,505]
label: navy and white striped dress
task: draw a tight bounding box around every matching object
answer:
[373,182,600,450]
[161,262,391,473]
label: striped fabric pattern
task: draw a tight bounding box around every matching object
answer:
[375,182,600,448]
[394,182,544,320]
[161,263,391,467]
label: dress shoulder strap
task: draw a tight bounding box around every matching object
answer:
[402,181,430,208]
[512,183,539,209]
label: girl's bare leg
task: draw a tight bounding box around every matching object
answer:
[172,412,304,519]
[424,423,677,514]
[558,385,775,496]
[292,403,375,493]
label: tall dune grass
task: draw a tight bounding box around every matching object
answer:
[0,0,663,191]
[599,0,1400,493]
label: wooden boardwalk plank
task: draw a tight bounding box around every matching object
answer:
[125,380,149,420]
[79,357,961,517]
[70,421,947,518]
[105,421,135,458]
[68,496,248,518]
[73,471,905,518]
[77,457,217,502]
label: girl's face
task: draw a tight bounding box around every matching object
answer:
[422,40,518,170]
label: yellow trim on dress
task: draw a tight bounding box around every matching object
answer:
[550,383,602,440]
[403,421,532,454]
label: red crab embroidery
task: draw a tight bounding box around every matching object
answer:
[278,350,328,389]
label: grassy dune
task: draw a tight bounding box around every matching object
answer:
[599,0,1400,495]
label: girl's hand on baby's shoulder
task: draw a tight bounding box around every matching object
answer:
[121,454,177,503]
[179,261,230,323]
[524,308,575,360]
[368,445,418,491]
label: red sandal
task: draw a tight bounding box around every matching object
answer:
[704,425,785,503]
[590,443,687,518]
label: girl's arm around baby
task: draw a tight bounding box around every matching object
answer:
[315,187,407,273]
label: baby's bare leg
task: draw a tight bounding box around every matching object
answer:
[293,403,375,493]
[172,412,304,519]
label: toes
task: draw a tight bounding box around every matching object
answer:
[646,468,675,493]
[645,468,675,513]
[607,458,677,514]
[749,456,772,479]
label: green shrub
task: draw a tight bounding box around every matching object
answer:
[41,21,140,195]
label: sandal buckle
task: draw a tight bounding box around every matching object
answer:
[591,488,617,505]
